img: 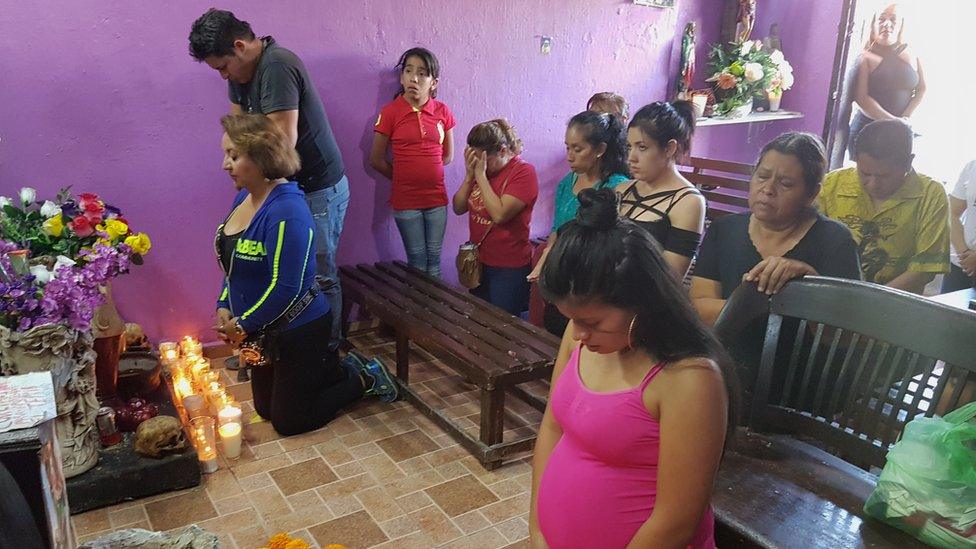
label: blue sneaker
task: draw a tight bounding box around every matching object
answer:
[340,351,368,382]
[362,358,399,403]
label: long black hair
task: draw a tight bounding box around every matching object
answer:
[540,187,738,438]
[628,101,697,157]
[568,111,629,179]
[395,47,441,98]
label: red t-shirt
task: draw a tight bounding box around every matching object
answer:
[467,157,539,268]
[374,96,456,210]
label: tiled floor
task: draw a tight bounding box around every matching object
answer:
[71,327,545,548]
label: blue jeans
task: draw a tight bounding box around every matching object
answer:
[393,206,447,278]
[304,176,350,350]
[471,264,532,316]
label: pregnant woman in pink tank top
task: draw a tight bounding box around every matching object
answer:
[529,188,737,549]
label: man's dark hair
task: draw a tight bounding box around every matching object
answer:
[188,8,255,60]
[855,119,914,165]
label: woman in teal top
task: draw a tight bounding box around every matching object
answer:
[528,110,629,334]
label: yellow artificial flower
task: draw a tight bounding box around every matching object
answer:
[42,213,64,237]
[124,232,152,255]
[285,540,310,549]
[100,219,129,241]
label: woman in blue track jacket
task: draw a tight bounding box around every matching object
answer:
[213,114,395,435]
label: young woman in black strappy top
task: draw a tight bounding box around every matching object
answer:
[618,101,706,279]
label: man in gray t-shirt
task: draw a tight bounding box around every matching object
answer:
[190,8,349,351]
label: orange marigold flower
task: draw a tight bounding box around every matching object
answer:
[268,533,292,549]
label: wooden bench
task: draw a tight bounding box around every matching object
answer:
[678,156,752,220]
[339,261,560,469]
[712,277,976,547]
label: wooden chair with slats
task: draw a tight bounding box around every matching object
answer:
[711,277,974,547]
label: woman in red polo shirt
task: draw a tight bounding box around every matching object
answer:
[452,120,539,315]
[370,47,456,278]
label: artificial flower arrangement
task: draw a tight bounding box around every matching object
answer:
[706,39,793,116]
[0,187,151,332]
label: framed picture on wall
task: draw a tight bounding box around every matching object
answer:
[634,0,676,7]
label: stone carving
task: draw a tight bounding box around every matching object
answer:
[0,323,99,478]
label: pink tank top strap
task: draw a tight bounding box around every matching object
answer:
[638,362,667,392]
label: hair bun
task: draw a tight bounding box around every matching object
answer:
[576,188,619,230]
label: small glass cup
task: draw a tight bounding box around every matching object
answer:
[190,416,219,473]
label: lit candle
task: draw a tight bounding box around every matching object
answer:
[190,360,212,384]
[218,422,242,459]
[217,404,242,426]
[180,336,202,356]
[183,395,207,419]
[191,416,219,473]
[159,342,179,364]
[173,375,195,402]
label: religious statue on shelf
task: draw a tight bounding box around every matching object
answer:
[676,22,697,100]
[763,23,782,53]
[736,0,757,44]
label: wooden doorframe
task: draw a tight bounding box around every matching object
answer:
[823,0,859,166]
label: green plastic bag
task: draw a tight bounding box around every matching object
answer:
[864,401,976,548]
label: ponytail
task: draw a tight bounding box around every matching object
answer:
[629,101,697,158]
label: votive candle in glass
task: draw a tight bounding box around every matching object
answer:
[218,422,242,459]
[217,404,242,427]
[190,416,219,473]
[159,342,179,365]
[183,394,207,419]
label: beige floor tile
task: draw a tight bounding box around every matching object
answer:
[247,485,291,518]
[226,382,254,403]
[452,509,491,535]
[502,538,532,549]
[408,505,463,545]
[358,453,405,482]
[213,493,252,515]
[496,517,529,543]
[270,458,338,496]
[264,502,336,536]
[285,446,319,463]
[238,471,274,492]
[72,508,111,538]
[371,530,435,548]
[424,475,498,518]
[203,468,243,501]
[315,440,356,467]
[377,512,421,540]
[380,469,443,499]
[107,505,147,529]
[487,477,528,500]
[395,490,433,514]
[423,444,469,467]
[375,429,439,462]
[145,488,217,532]
[325,494,364,518]
[316,472,377,501]
[480,493,530,524]
[435,460,469,481]
[397,455,433,476]
[232,524,271,549]
[347,441,383,460]
[196,507,261,536]
[439,526,509,549]
[231,453,293,479]
[249,440,285,460]
[307,510,388,549]
[332,459,366,479]
[354,486,404,522]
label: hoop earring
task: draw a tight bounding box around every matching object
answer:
[627,314,638,350]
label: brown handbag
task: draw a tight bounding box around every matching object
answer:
[456,171,513,289]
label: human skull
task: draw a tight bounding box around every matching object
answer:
[134,416,187,458]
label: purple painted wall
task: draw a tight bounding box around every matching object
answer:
[679,0,845,164]
[0,1,700,342]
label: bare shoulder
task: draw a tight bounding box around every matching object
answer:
[656,356,725,391]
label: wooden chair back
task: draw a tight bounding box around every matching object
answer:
[677,156,752,220]
[751,276,976,470]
